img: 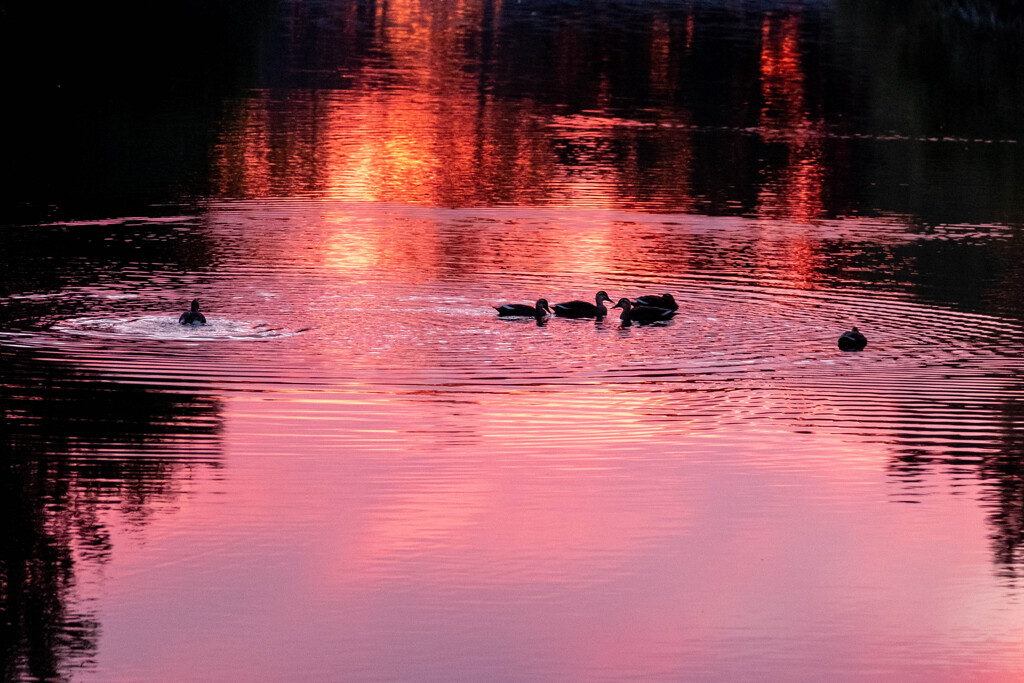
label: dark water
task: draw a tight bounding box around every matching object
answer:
[3,1,1024,681]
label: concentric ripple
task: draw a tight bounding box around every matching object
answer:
[4,204,1023,461]
[52,315,308,341]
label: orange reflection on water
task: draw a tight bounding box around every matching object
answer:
[317,93,555,207]
[212,92,277,199]
[650,16,674,96]
[756,13,826,223]
[210,0,708,212]
[213,0,559,206]
[209,3,843,229]
[650,12,694,99]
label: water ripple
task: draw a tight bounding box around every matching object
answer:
[52,315,309,341]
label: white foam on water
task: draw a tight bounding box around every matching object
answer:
[53,315,307,342]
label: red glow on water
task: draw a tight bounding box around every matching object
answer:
[209,4,845,224]
[757,13,826,223]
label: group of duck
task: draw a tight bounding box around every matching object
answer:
[181,293,867,350]
[494,290,869,351]
[495,290,678,326]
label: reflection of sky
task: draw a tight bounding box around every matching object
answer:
[14,1,1023,678]
[33,200,1020,678]
[87,389,1023,680]
[40,192,1020,677]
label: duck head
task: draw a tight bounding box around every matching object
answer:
[535,298,552,315]
[612,298,633,326]
[596,290,612,305]
[611,297,632,312]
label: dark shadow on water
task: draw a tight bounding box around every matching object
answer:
[886,370,1024,581]
[1,346,224,681]
[1,0,277,225]
[984,378,1024,579]
[2,217,217,329]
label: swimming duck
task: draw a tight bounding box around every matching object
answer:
[495,298,552,318]
[838,327,867,351]
[178,298,207,325]
[612,298,677,325]
[552,291,613,319]
[633,293,678,310]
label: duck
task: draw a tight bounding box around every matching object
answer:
[632,293,678,310]
[552,290,613,319]
[495,298,552,319]
[612,298,677,326]
[838,326,867,351]
[178,298,207,325]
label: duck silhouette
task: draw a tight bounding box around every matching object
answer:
[552,291,613,319]
[838,327,867,351]
[632,293,678,310]
[612,298,677,326]
[494,298,552,319]
[178,298,207,326]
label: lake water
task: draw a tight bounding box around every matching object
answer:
[4,1,1024,681]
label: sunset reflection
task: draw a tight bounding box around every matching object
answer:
[210,0,711,211]
[209,2,853,220]
[756,13,827,222]
[11,0,1024,679]
[209,2,858,220]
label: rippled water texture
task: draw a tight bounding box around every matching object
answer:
[4,1,1024,681]
[6,204,1024,681]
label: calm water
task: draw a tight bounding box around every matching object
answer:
[4,1,1024,681]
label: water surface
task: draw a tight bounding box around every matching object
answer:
[3,1,1024,681]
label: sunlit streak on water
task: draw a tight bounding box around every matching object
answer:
[8,204,1023,472]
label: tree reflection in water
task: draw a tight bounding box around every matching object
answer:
[886,372,1024,583]
[1,347,222,681]
[989,388,1024,574]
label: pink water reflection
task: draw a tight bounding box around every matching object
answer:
[13,1,1023,679]
[84,381,1024,680]
[17,198,1023,680]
